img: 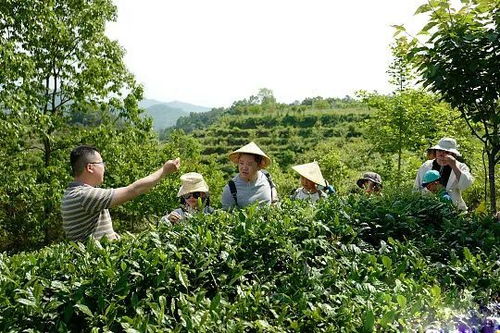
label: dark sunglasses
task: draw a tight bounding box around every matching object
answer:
[182,192,203,200]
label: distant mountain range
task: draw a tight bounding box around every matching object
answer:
[139,99,211,130]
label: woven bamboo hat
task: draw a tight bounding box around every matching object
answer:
[177,172,209,197]
[292,161,327,187]
[228,142,271,168]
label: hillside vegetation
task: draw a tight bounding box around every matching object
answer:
[192,109,369,168]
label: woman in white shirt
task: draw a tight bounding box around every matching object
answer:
[414,137,473,210]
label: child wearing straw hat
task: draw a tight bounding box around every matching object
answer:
[161,172,214,224]
[221,142,278,209]
[414,137,473,210]
[290,162,328,203]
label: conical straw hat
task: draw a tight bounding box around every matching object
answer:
[177,172,209,197]
[292,161,326,187]
[228,142,271,168]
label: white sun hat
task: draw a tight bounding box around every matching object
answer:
[292,161,327,187]
[228,141,271,168]
[177,172,209,197]
[430,137,461,157]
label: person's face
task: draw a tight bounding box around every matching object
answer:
[300,176,317,192]
[425,181,440,193]
[363,180,379,194]
[87,152,105,185]
[238,154,261,181]
[435,149,451,166]
[183,192,206,209]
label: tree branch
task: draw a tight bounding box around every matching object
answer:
[19,146,45,153]
[59,97,72,107]
[460,108,486,144]
[482,147,488,202]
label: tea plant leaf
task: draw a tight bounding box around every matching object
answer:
[75,304,94,318]
[17,298,36,307]
[430,285,441,298]
[381,256,392,269]
[176,263,189,290]
[210,293,221,312]
[362,310,375,332]
[396,295,407,308]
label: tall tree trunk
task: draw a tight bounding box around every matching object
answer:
[487,151,497,214]
[43,137,51,167]
[397,146,402,173]
[42,136,55,244]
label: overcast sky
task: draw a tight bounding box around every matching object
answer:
[106,0,428,108]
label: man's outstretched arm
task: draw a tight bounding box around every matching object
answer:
[110,158,180,208]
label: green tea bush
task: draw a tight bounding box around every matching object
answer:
[1,195,497,332]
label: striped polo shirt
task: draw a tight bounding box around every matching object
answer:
[61,181,118,241]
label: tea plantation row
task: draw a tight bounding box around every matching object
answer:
[190,110,368,168]
[1,193,498,332]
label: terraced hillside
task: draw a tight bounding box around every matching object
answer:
[189,107,371,169]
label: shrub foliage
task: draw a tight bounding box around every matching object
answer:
[1,194,498,332]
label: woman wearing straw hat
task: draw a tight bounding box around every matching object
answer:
[290,162,328,203]
[414,137,473,210]
[221,142,278,210]
[161,172,214,224]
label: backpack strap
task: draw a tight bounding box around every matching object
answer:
[228,180,238,206]
[290,188,299,199]
[261,170,276,202]
[323,180,335,195]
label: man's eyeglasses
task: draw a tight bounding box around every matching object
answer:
[89,161,106,167]
[182,192,203,200]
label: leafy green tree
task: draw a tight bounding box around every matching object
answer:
[387,37,417,92]
[0,0,152,251]
[0,0,144,167]
[312,98,330,110]
[406,0,499,213]
[361,90,465,176]
[257,88,276,111]
[301,96,323,106]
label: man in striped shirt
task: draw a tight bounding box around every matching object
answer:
[61,145,180,241]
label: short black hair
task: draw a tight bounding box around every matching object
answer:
[70,145,100,176]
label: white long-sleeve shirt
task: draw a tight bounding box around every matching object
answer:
[414,159,474,210]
